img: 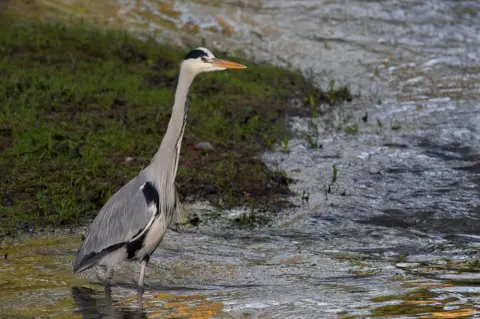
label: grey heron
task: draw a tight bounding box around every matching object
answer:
[73,47,246,288]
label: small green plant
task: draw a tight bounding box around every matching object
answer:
[281,136,290,153]
[249,199,255,219]
[396,252,408,263]
[305,134,319,149]
[237,203,256,226]
[327,79,336,103]
[309,94,315,108]
[391,124,401,130]
[327,79,352,103]
[391,121,401,130]
[332,165,337,184]
[278,170,291,186]
[234,199,270,227]
[344,124,359,135]
[304,94,322,149]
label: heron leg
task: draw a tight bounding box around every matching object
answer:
[104,285,112,305]
[137,288,144,310]
[106,267,114,285]
[137,258,148,288]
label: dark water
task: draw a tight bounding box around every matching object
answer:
[1,0,480,318]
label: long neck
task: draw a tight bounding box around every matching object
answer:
[151,66,195,180]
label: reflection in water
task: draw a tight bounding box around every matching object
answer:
[72,286,146,319]
[70,285,225,318]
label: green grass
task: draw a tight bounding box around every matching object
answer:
[0,18,351,234]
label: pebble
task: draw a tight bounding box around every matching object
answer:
[195,141,214,151]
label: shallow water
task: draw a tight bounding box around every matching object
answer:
[2,0,480,318]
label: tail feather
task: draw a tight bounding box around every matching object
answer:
[73,242,125,273]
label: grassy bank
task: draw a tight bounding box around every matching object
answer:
[0,19,351,234]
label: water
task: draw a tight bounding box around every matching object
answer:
[2,0,480,318]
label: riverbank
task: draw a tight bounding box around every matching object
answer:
[0,16,351,235]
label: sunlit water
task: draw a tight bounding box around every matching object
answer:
[1,0,480,318]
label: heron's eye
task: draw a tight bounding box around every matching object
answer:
[201,57,208,62]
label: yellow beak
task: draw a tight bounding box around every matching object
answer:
[212,59,247,69]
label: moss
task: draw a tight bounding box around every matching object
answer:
[0,235,226,318]
[371,288,438,303]
[371,304,442,317]
[369,289,442,317]
[0,18,351,234]
[370,288,443,316]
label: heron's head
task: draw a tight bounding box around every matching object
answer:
[181,47,246,75]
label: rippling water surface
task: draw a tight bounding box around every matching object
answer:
[1,1,480,318]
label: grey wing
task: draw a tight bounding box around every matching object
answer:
[73,175,154,272]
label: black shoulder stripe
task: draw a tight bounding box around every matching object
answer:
[126,232,147,260]
[142,182,160,213]
[184,49,208,60]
